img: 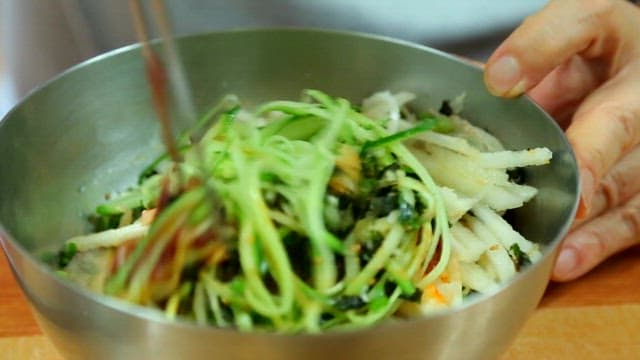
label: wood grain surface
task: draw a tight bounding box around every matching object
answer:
[2,246,639,359]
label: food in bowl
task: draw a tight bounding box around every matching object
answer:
[49,89,551,333]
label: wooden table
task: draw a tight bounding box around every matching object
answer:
[2,246,640,359]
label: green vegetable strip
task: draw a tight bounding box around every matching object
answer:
[178,94,239,145]
[398,177,436,219]
[232,306,253,331]
[265,96,348,290]
[237,220,280,317]
[300,172,340,290]
[346,288,403,326]
[104,188,204,296]
[257,101,332,120]
[361,116,441,152]
[126,196,195,301]
[137,145,192,184]
[243,286,284,328]
[228,140,296,315]
[291,279,323,333]
[406,223,434,276]
[201,273,231,327]
[312,94,350,149]
[344,224,405,295]
[165,282,193,319]
[259,115,324,141]
[297,146,341,280]
[391,145,452,287]
[267,209,305,233]
[385,262,416,295]
[342,227,364,283]
[193,282,207,326]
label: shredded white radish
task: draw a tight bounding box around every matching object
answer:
[67,222,148,252]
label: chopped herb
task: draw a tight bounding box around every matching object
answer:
[57,242,77,269]
[39,251,57,267]
[439,100,453,116]
[369,190,399,218]
[400,288,423,303]
[507,168,527,185]
[419,114,455,133]
[283,232,312,281]
[509,243,531,270]
[398,201,422,230]
[180,261,203,283]
[384,281,396,296]
[217,249,241,282]
[89,212,122,232]
[320,312,335,323]
[385,278,420,302]
[360,231,384,263]
[333,295,367,311]
[360,151,380,178]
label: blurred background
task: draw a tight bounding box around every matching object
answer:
[0,0,547,118]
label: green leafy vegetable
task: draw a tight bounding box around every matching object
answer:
[509,243,532,270]
[57,242,77,268]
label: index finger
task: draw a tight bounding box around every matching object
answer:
[484,0,639,97]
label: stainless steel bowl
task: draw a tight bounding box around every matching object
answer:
[0,29,579,360]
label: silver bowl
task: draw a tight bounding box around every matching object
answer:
[0,29,579,360]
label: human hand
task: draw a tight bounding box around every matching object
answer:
[483,0,640,281]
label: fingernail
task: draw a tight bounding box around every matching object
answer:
[554,247,578,278]
[485,55,526,96]
[577,167,595,219]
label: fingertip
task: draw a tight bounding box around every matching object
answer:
[484,55,527,97]
[576,166,595,219]
[551,246,580,282]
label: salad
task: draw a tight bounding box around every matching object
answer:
[51,89,551,333]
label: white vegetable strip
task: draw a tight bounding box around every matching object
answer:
[480,185,531,211]
[411,145,491,197]
[459,261,498,293]
[478,246,517,283]
[362,90,415,133]
[67,222,148,252]
[439,186,477,223]
[450,116,504,152]
[472,205,540,257]
[462,215,516,283]
[480,147,552,169]
[501,182,538,204]
[413,131,480,157]
[450,222,490,263]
